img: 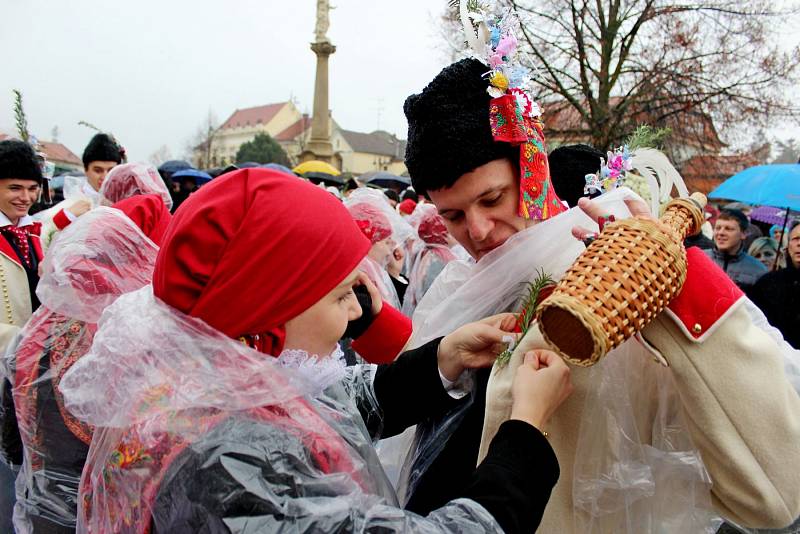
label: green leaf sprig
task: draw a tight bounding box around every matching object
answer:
[496,269,555,367]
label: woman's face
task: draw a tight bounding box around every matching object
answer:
[368,237,395,266]
[753,248,777,269]
[283,269,363,357]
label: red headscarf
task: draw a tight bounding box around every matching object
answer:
[398,198,417,215]
[153,169,370,355]
[348,203,393,244]
[418,211,451,246]
[113,194,172,246]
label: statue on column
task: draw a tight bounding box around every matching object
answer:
[315,0,332,43]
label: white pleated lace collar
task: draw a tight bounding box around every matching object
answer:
[276,346,347,394]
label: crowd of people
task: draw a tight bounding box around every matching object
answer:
[0,22,798,534]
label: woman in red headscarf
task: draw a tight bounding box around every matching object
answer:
[402,205,459,316]
[59,169,572,534]
[0,196,169,534]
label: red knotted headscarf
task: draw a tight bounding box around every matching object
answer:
[153,169,370,355]
[348,203,393,244]
[417,211,451,246]
[113,194,172,246]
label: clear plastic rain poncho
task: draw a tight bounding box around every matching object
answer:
[395,186,800,533]
[57,287,503,534]
[0,208,158,533]
[345,190,414,310]
[99,162,173,211]
[402,204,457,316]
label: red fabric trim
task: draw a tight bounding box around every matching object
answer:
[0,238,21,268]
[667,247,744,340]
[53,208,72,231]
[352,303,412,364]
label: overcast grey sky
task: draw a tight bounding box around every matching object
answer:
[2,0,799,164]
[0,0,448,162]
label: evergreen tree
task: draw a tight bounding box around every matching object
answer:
[235,133,290,165]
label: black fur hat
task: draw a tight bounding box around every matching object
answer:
[404,58,518,197]
[547,144,605,207]
[82,133,123,168]
[0,139,43,183]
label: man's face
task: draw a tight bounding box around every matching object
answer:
[85,161,118,191]
[0,179,40,224]
[788,225,800,268]
[713,218,745,254]
[428,158,529,260]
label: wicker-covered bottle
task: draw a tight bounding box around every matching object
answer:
[536,193,706,367]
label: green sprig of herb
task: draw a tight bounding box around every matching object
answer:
[13,90,29,142]
[496,269,555,367]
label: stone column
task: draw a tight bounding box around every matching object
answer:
[301,41,337,164]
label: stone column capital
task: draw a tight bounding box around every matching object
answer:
[311,41,337,56]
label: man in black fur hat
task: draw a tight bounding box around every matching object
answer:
[39,133,124,247]
[0,140,44,351]
[400,55,800,532]
[82,133,124,194]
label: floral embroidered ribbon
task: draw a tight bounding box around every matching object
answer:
[489,94,566,220]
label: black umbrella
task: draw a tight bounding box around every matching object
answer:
[158,160,193,174]
[236,162,261,169]
[304,171,345,187]
[362,171,411,190]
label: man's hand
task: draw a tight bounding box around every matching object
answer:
[438,313,519,381]
[510,350,573,430]
[570,196,655,241]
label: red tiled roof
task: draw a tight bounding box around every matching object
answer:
[679,154,759,194]
[220,102,287,129]
[542,100,725,151]
[39,140,81,165]
[275,115,311,141]
[0,133,81,165]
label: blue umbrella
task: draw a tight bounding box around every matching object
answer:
[158,160,193,174]
[261,162,295,175]
[709,164,800,211]
[172,168,213,186]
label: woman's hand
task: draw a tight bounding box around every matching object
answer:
[510,350,573,431]
[355,271,382,315]
[438,313,519,381]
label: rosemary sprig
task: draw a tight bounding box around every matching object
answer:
[496,269,555,367]
[13,89,30,142]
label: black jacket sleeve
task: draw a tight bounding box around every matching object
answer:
[369,337,464,439]
[461,420,559,534]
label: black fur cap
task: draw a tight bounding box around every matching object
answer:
[82,133,123,168]
[0,139,43,183]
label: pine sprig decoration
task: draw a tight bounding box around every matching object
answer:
[13,89,30,142]
[78,120,102,132]
[625,124,671,151]
[496,269,555,367]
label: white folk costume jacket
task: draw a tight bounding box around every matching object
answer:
[404,188,800,533]
[0,214,43,353]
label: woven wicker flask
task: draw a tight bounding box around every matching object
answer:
[536,193,707,367]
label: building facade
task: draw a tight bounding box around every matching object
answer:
[198,102,408,176]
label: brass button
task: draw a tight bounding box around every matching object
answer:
[692,323,702,334]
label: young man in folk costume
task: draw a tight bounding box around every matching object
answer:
[0,140,46,353]
[0,139,47,532]
[38,133,125,248]
[399,34,800,534]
